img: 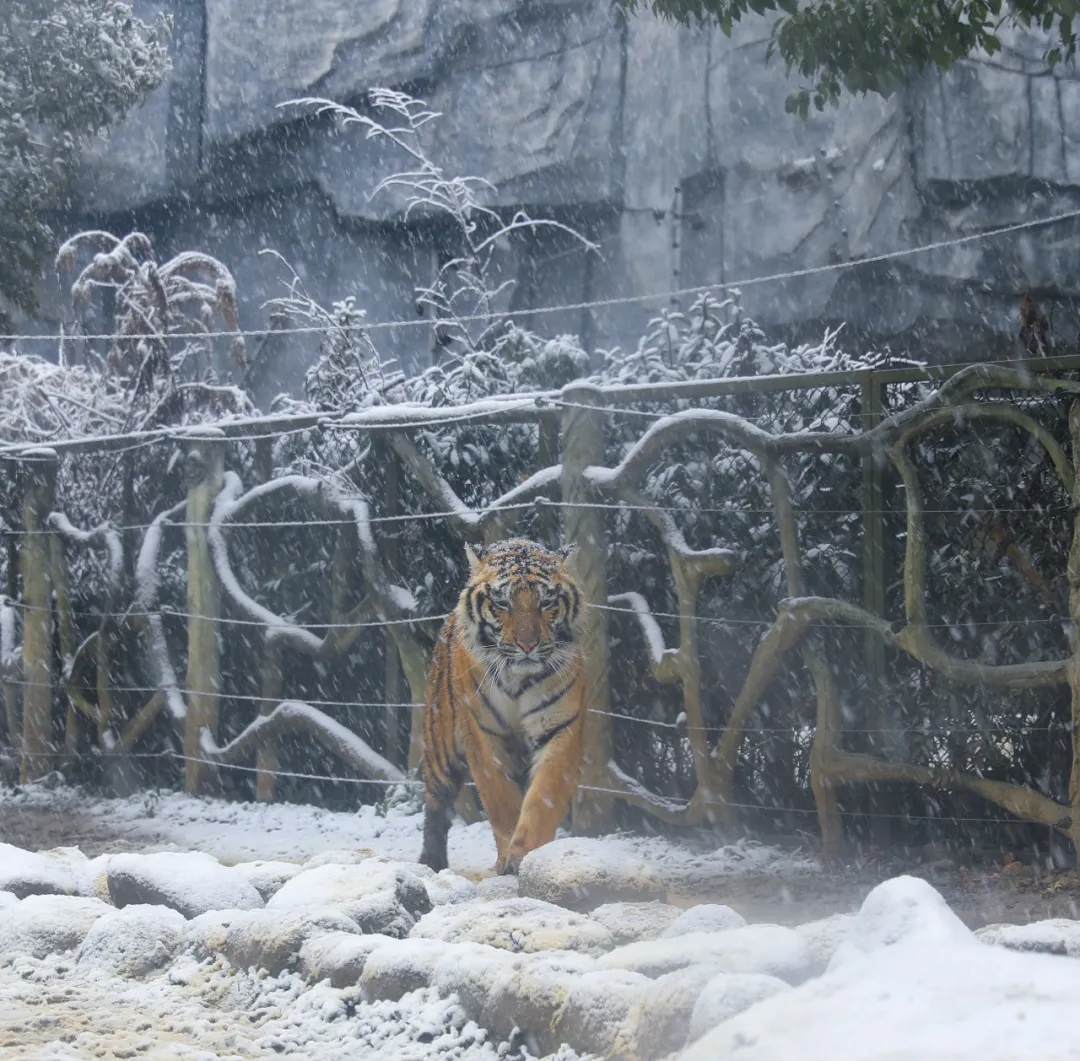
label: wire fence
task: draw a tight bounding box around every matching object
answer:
[2,350,1080,854]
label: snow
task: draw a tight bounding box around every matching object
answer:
[687,971,791,1041]
[607,591,667,665]
[0,842,78,898]
[106,851,264,918]
[588,900,680,944]
[74,904,187,979]
[976,918,1080,957]
[0,894,111,959]
[410,897,614,955]
[660,902,747,937]
[518,836,666,910]
[599,923,813,982]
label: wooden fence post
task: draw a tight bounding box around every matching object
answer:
[381,440,405,769]
[251,435,279,801]
[561,384,615,834]
[183,431,225,795]
[18,449,57,783]
[860,373,890,846]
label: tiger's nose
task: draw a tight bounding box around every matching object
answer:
[516,637,539,654]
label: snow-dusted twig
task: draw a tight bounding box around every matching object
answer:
[198,699,404,784]
[47,513,123,592]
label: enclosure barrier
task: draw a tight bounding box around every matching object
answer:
[3,355,1080,856]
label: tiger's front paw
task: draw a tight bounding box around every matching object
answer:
[496,856,520,876]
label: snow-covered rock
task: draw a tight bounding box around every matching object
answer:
[302,848,377,869]
[795,913,858,974]
[298,931,395,987]
[518,837,665,911]
[75,904,186,978]
[829,875,971,970]
[224,907,363,975]
[590,901,681,945]
[410,897,614,956]
[72,853,113,903]
[229,859,302,902]
[599,924,813,983]
[678,880,1080,1061]
[476,875,520,901]
[0,891,19,911]
[107,851,264,918]
[359,938,457,1001]
[660,903,746,938]
[184,908,254,961]
[0,894,112,960]
[0,843,78,898]
[627,964,724,1059]
[267,859,431,937]
[554,968,651,1057]
[976,919,1080,958]
[424,869,478,907]
[428,940,522,1032]
[687,971,792,1042]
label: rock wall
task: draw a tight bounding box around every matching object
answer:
[35,0,1080,399]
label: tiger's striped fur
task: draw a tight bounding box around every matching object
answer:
[419,537,587,875]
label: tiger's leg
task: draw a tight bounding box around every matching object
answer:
[419,645,466,872]
[463,722,524,870]
[503,712,584,874]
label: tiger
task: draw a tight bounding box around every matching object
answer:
[419,537,588,875]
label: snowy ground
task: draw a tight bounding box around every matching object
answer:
[4,784,1080,1059]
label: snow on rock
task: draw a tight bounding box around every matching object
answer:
[267,859,431,937]
[230,859,303,901]
[298,931,395,988]
[72,853,113,903]
[424,868,479,907]
[74,904,186,979]
[107,851,264,918]
[428,940,521,1032]
[660,903,747,938]
[410,897,614,956]
[359,938,459,1001]
[553,969,651,1058]
[795,913,858,974]
[0,891,18,911]
[184,907,255,961]
[303,848,377,869]
[476,875,520,901]
[0,894,112,960]
[0,843,78,898]
[679,893,1080,1060]
[473,950,597,1047]
[599,924,813,983]
[518,837,665,911]
[626,964,726,1059]
[687,971,792,1042]
[589,901,680,945]
[225,907,363,976]
[976,919,1080,958]
[830,875,972,969]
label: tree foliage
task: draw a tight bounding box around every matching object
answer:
[624,0,1079,116]
[0,2,170,329]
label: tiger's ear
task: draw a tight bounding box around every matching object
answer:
[558,543,579,571]
[465,543,486,574]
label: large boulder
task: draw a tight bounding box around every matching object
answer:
[0,894,112,960]
[589,901,681,945]
[267,859,431,937]
[359,938,459,1001]
[687,971,792,1042]
[107,852,264,918]
[599,924,813,983]
[553,969,651,1058]
[298,931,395,987]
[229,860,302,902]
[74,905,187,979]
[224,907,363,976]
[410,897,614,956]
[0,843,78,899]
[626,965,725,1059]
[518,838,665,911]
[796,913,858,975]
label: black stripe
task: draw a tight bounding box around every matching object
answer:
[477,722,507,740]
[533,715,576,751]
[522,676,577,719]
[477,684,509,730]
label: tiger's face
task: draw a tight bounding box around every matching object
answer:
[459,537,585,679]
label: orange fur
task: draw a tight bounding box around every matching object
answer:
[419,538,586,874]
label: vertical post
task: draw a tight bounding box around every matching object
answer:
[536,412,562,549]
[382,440,404,768]
[251,435,278,799]
[183,431,225,795]
[561,384,615,834]
[18,449,57,784]
[860,374,889,846]
[1066,401,1080,860]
